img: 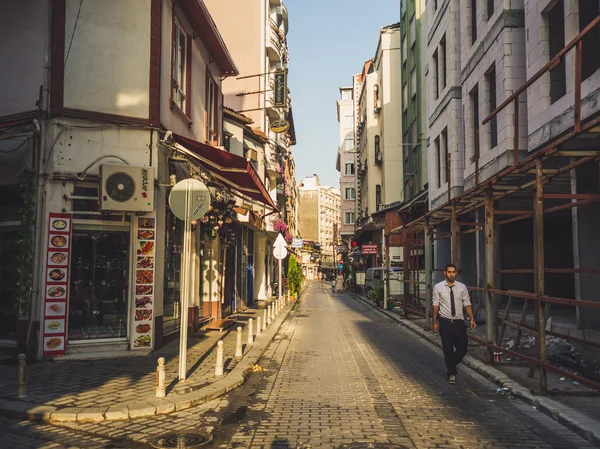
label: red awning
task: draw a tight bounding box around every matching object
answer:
[172,133,277,210]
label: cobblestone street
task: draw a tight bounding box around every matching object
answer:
[0,283,598,448]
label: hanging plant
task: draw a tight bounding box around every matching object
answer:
[15,172,36,316]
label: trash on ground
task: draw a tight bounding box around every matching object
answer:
[251,364,264,372]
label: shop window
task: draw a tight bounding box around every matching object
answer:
[0,185,24,340]
[548,0,566,104]
[163,209,184,335]
[69,229,130,340]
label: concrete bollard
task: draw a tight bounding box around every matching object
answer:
[263,309,267,329]
[266,305,271,326]
[275,299,279,314]
[257,316,262,335]
[155,357,166,398]
[247,318,254,345]
[235,326,243,358]
[16,353,26,399]
[271,302,275,321]
[215,340,224,376]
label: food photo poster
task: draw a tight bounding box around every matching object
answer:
[131,216,156,349]
[42,213,72,357]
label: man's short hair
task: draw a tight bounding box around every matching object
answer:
[444,263,457,271]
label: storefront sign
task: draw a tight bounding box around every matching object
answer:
[270,120,290,133]
[292,238,303,248]
[356,272,366,285]
[131,216,156,350]
[42,213,72,357]
[273,70,287,107]
[361,244,378,255]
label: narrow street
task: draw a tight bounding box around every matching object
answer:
[215,282,597,449]
[0,282,597,448]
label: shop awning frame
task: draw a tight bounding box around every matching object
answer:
[170,133,277,210]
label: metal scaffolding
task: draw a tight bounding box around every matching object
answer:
[391,15,600,394]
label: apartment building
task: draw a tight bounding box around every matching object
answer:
[336,87,357,248]
[298,176,341,271]
[204,0,298,301]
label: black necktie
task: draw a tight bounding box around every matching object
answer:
[449,285,456,317]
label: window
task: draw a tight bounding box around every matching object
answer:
[580,0,600,81]
[345,211,356,225]
[342,114,353,128]
[402,38,407,62]
[487,0,495,20]
[345,187,356,200]
[410,15,416,46]
[433,50,439,99]
[403,84,408,111]
[375,185,382,210]
[206,72,219,144]
[471,85,480,160]
[486,66,497,149]
[410,67,417,99]
[435,136,441,188]
[471,0,477,44]
[345,162,355,175]
[401,0,407,16]
[441,127,449,184]
[548,0,566,104]
[343,137,354,151]
[223,133,232,152]
[172,20,189,112]
[341,89,352,100]
[440,35,447,90]
[434,0,438,11]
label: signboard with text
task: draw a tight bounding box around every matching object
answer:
[361,244,378,255]
[292,238,304,248]
[273,70,287,107]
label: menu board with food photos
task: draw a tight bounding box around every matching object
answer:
[131,216,156,349]
[42,213,72,357]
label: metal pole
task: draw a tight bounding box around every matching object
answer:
[16,353,26,399]
[384,232,390,311]
[278,257,282,303]
[484,188,495,364]
[179,180,192,381]
[424,219,433,330]
[451,203,460,270]
[403,228,409,317]
[534,157,548,392]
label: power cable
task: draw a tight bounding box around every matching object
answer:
[64,0,83,66]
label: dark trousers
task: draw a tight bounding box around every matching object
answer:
[439,318,468,377]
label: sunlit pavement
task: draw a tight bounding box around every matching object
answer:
[0,282,597,448]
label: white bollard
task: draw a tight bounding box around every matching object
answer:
[215,340,224,376]
[247,318,254,345]
[235,326,243,358]
[263,309,268,329]
[257,316,262,335]
[271,302,275,321]
[155,357,166,398]
[266,305,271,325]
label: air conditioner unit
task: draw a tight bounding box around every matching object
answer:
[100,164,154,212]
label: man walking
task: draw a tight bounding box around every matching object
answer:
[432,263,476,384]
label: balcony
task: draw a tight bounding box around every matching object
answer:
[267,19,282,63]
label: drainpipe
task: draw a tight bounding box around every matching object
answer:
[29,0,53,358]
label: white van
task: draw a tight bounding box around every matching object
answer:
[364,267,403,296]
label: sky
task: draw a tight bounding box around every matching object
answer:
[286,0,400,188]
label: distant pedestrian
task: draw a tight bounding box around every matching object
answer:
[432,263,477,384]
[335,272,343,292]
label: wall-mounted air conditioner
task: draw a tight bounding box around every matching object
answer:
[100,164,154,212]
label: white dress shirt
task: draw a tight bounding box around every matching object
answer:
[432,280,471,320]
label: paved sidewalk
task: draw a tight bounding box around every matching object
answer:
[352,291,600,447]
[0,296,295,424]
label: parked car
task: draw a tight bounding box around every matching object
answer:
[364,267,403,296]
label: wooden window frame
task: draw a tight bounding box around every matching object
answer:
[171,17,192,118]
